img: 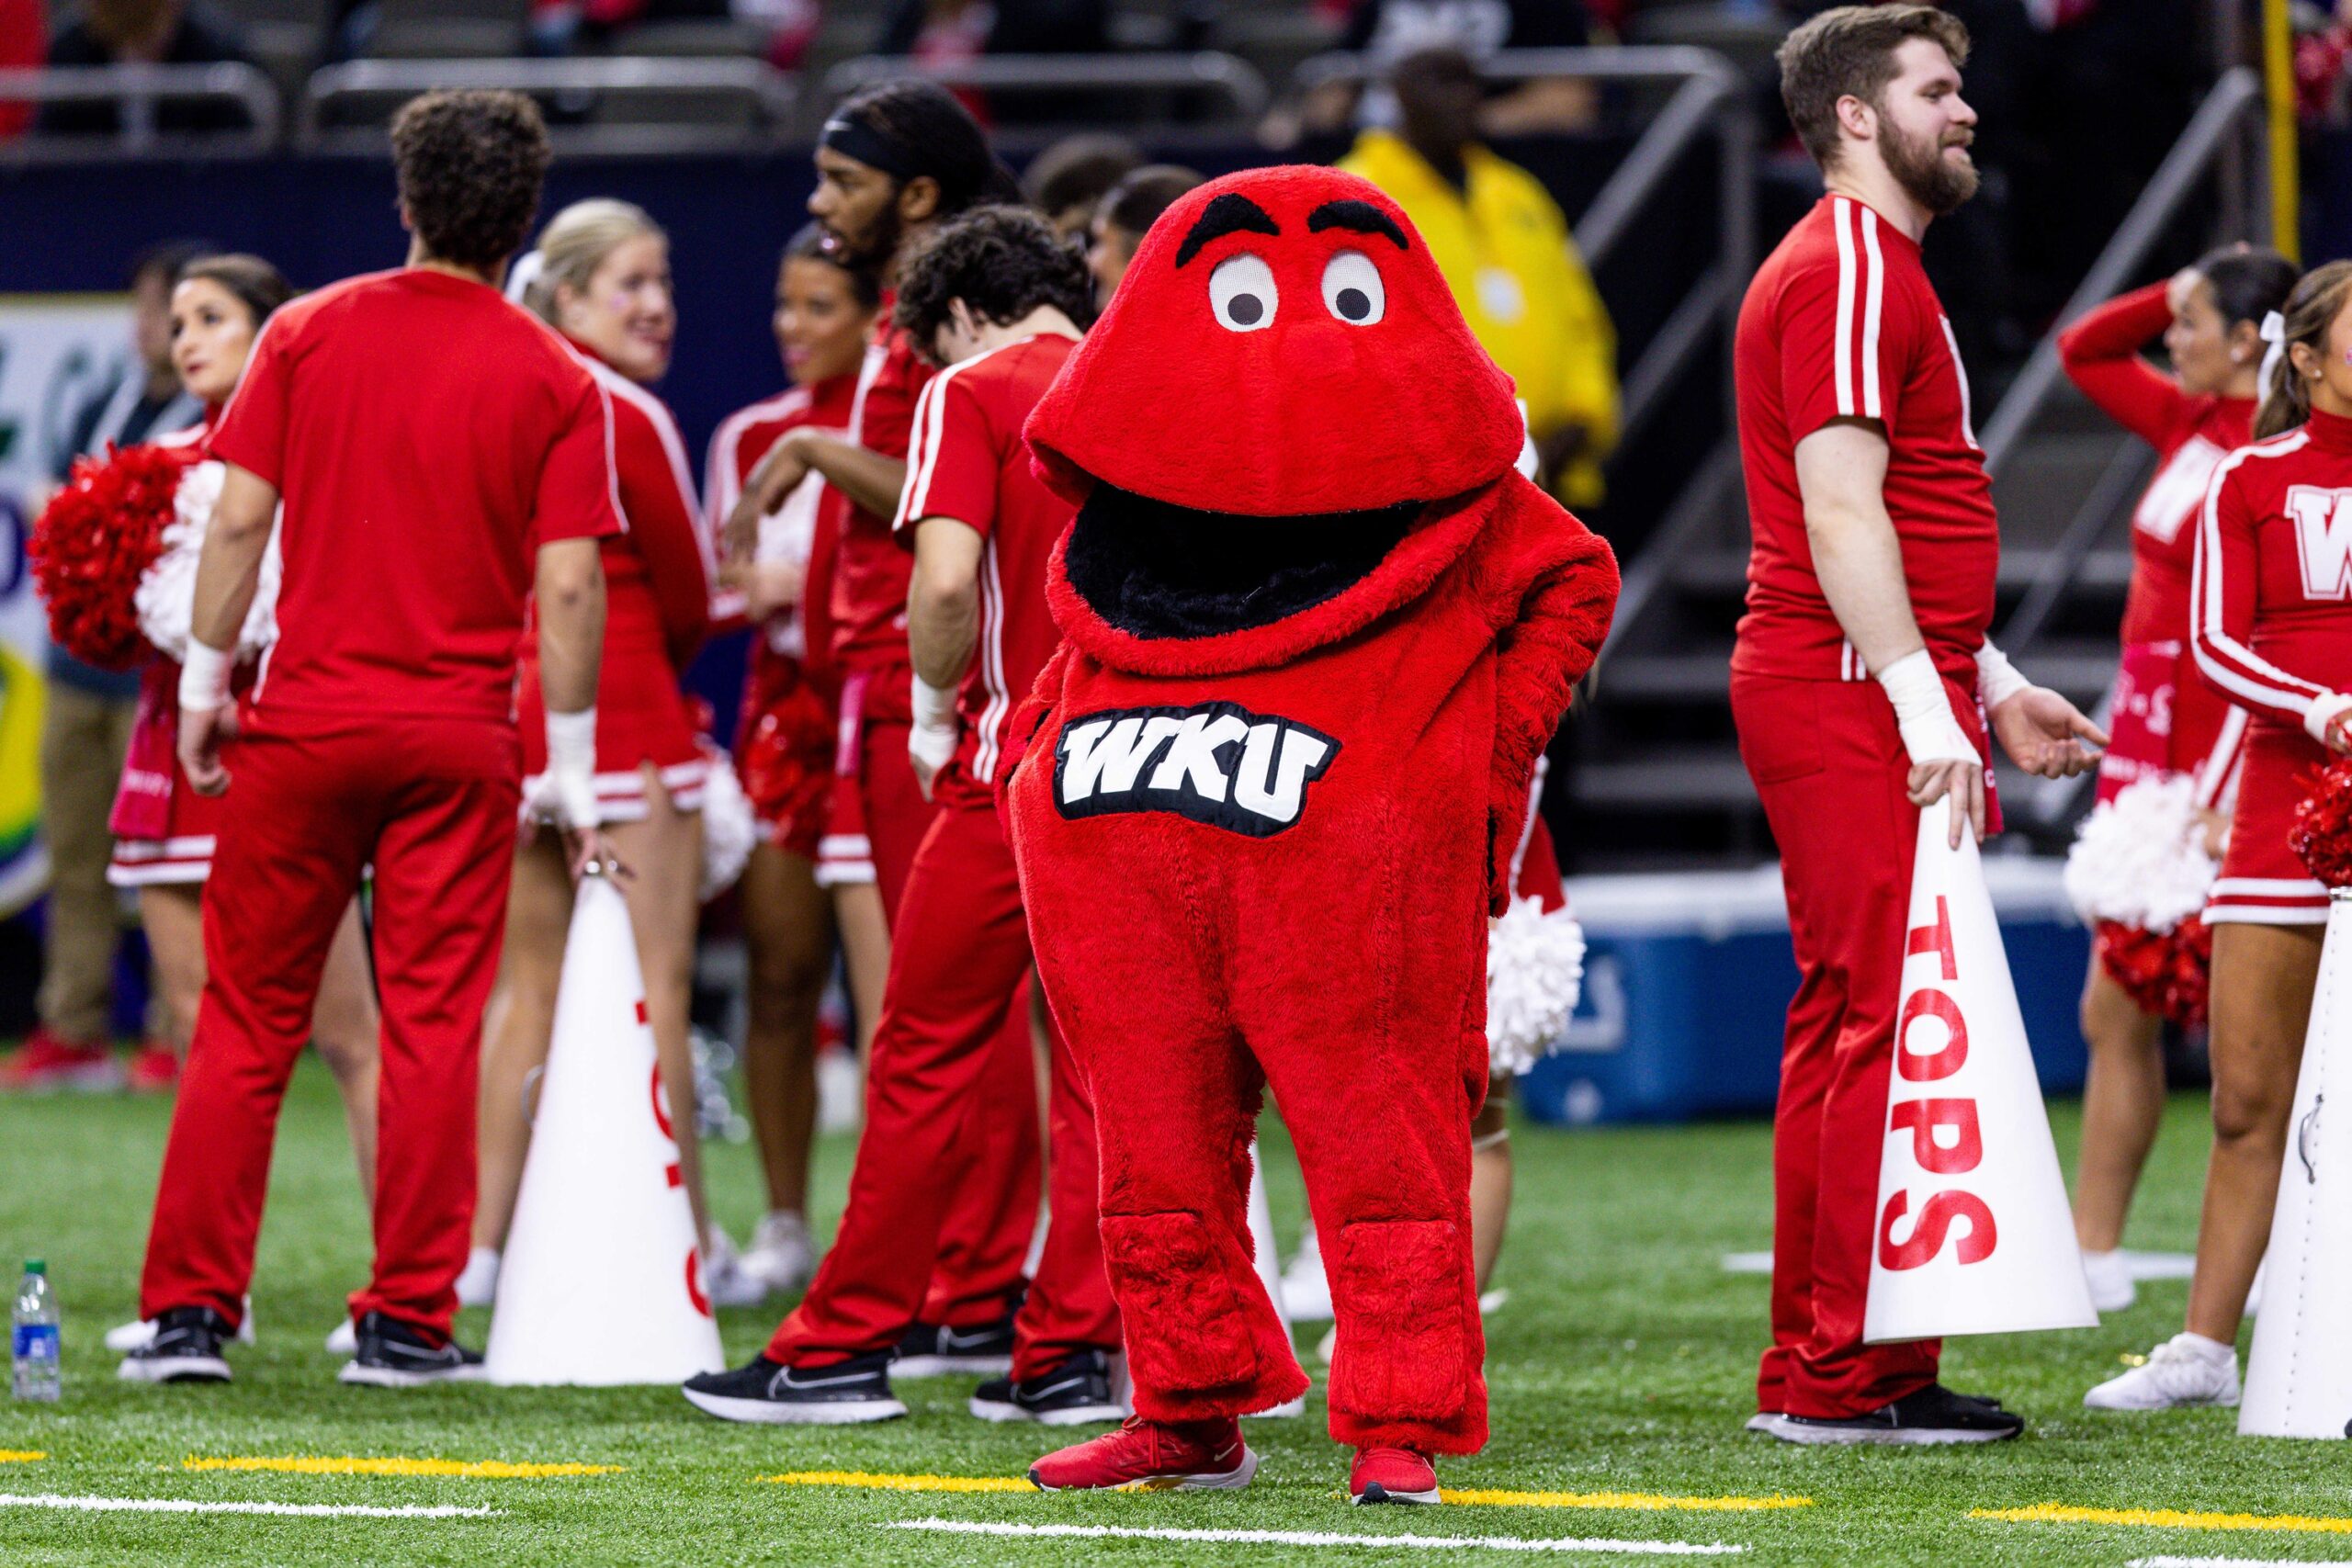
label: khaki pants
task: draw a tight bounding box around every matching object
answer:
[38,680,136,1043]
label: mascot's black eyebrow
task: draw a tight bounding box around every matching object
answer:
[1174,194,1281,267]
[1306,199,1408,251]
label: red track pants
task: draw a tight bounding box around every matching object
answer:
[139,715,520,1340]
[859,716,1042,1326]
[768,782,1114,1376]
[1731,671,1979,1419]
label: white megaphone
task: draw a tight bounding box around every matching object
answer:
[1864,811,2099,1342]
[2241,888,2352,1438]
[485,869,725,1384]
[1244,1142,1306,1418]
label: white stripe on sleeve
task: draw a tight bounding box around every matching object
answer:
[1831,198,1857,419]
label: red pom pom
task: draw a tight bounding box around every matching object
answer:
[27,442,198,671]
[2096,916,2211,1030]
[2291,759,2352,890]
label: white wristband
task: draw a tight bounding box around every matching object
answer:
[1875,649,1975,766]
[542,705,600,829]
[2305,691,2352,749]
[1974,639,2031,711]
[178,640,232,711]
[911,672,959,733]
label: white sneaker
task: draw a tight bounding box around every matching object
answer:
[741,1211,815,1297]
[2084,1332,2240,1410]
[1281,1227,1333,1324]
[703,1228,769,1309]
[106,1295,256,1351]
[2082,1249,2136,1314]
[454,1246,500,1309]
[323,1319,356,1355]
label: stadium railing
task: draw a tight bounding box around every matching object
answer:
[0,63,280,159]
[820,51,1272,131]
[1290,46,1753,459]
[299,56,799,154]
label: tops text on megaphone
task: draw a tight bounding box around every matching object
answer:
[1879,895,1997,1272]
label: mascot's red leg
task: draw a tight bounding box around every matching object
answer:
[1032,961,1308,1423]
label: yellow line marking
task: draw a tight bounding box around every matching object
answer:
[1442,1488,1813,1513]
[0,1452,44,1464]
[759,1470,1035,1495]
[1975,1505,2352,1535]
[185,1455,624,1480]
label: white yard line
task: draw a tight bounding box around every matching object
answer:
[882,1518,1745,1554]
[0,1493,497,1519]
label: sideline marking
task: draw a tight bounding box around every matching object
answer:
[186,1454,622,1480]
[1975,1504,2352,1534]
[1442,1489,1810,1514]
[883,1518,1746,1554]
[0,1493,497,1519]
[0,1451,44,1464]
[760,1469,1032,1495]
[2130,1558,2352,1566]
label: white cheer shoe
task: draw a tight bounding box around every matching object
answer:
[741,1210,816,1298]
[2083,1332,2240,1410]
[106,1295,256,1351]
[454,1245,500,1308]
[2081,1249,2136,1314]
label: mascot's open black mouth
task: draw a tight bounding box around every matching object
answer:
[1063,482,1421,640]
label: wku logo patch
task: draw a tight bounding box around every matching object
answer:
[1053,701,1339,837]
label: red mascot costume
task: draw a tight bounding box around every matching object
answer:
[1006,166,1620,1503]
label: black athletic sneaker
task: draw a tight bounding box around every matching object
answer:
[682,1349,907,1425]
[1771,1383,2024,1445]
[894,1314,1016,1377]
[337,1311,485,1388]
[117,1305,233,1384]
[969,1348,1125,1427]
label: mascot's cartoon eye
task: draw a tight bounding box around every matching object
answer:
[1208,254,1278,333]
[1320,251,1385,325]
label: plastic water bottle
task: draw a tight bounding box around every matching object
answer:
[12,1260,59,1402]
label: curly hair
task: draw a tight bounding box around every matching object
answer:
[893,205,1093,356]
[390,90,552,272]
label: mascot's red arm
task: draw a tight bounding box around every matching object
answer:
[1481,473,1619,914]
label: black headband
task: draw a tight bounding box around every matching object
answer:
[820,113,922,182]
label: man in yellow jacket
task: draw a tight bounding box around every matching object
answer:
[1340,46,1620,509]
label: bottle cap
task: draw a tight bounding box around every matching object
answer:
[23,1260,43,1276]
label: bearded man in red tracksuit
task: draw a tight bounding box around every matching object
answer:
[1003,165,1620,1505]
[1732,6,2102,1444]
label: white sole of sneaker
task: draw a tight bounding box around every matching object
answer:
[117,1355,230,1384]
[967,1396,1125,1427]
[681,1386,907,1425]
[337,1362,489,1389]
[1770,1421,2018,1446]
[893,1355,1012,1378]
[1744,1413,1786,1436]
[2082,1392,2239,1412]
[1352,1484,1442,1505]
[1030,1448,1261,1494]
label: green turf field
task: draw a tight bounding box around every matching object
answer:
[0,1065,2344,1565]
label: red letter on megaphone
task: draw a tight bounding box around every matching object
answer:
[1896,988,1969,1082]
[1877,1189,1998,1270]
[1890,1098,1984,1174]
[1905,896,1956,979]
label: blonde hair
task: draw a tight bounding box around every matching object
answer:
[520,198,664,326]
[2256,259,2352,440]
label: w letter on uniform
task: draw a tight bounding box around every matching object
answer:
[2288,484,2352,600]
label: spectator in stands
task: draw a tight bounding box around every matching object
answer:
[1084,163,1198,307]
[878,0,1111,123]
[38,0,256,136]
[1293,0,1598,142]
[1023,131,1140,240]
[1341,46,1618,506]
[1,241,203,1093]
[0,0,43,141]
[525,0,818,67]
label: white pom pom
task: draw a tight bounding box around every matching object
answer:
[134,459,280,663]
[2062,773,2219,933]
[697,741,756,903]
[1486,896,1586,1078]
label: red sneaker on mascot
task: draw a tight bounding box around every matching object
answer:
[1004,165,1620,1502]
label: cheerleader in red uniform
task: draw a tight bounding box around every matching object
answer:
[2088,260,2352,1411]
[100,254,379,1352]
[2056,246,2298,1313]
[705,227,885,1297]
[468,200,736,1303]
